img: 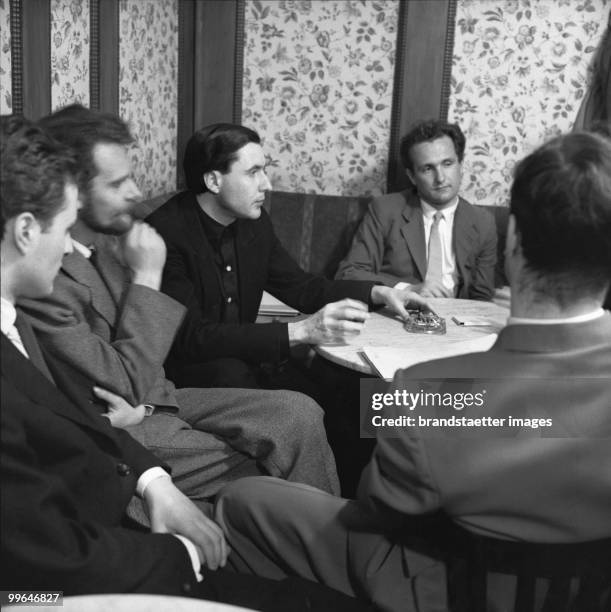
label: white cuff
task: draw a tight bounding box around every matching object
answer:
[136,467,171,498]
[394,282,411,290]
[174,535,203,582]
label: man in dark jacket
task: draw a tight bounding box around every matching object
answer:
[0,115,371,611]
[148,123,427,389]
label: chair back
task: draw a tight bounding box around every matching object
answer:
[444,524,611,612]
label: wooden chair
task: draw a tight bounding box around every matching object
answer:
[443,523,611,612]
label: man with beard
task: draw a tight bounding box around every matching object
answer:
[1,115,370,611]
[19,104,341,508]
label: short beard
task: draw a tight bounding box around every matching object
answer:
[79,196,135,236]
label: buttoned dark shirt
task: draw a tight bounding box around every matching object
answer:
[196,206,241,324]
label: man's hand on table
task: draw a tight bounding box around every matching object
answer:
[370,285,431,319]
[288,298,369,345]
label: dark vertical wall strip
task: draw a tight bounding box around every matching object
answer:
[89,0,99,110]
[97,0,119,114]
[439,0,458,122]
[387,0,452,193]
[21,0,51,119]
[177,0,195,189]
[386,0,410,194]
[177,0,242,188]
[9,0,23,115]
[193,0,238,128]
[232,0,245,124]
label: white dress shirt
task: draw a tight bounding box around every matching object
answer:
[394,197,459,292]
[507,308,605,326]
[1,297,28,358]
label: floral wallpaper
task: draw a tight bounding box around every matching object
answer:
[0,0,11,114]
[119,0,178,199]
[50,0,90,111]
[449,0,610,207]
[242,0,399,197]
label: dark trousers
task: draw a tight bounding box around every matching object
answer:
[309,355,376,499]
[167,356,324,402]
[197,568,373,611]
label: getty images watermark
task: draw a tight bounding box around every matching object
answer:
[359,378,609,438]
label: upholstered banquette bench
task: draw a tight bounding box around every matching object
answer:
[136,190,510,288]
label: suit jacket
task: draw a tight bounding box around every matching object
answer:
[348,314,611,609]
[146,191,375,365]
[0,331,195,595]
[336,190,497,300]
[18,235,186,408]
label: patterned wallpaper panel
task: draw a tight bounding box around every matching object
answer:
[242,0,399,197]
[119,0,178,199]
[449,0,610,207]
[0,0,11,114]
[50,0,90,111]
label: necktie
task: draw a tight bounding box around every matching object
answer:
[425,211,444,283]
[4,321,29,359]
[14,315,55,381]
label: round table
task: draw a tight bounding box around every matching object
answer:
[314,297,509,378]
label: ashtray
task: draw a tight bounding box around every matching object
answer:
[404,310,446,335]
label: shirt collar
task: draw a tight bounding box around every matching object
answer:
[1,296,17,335]
[197,206,235,249]
[72,238,93,259]
[507,308,605,326]
[420,197,459,220]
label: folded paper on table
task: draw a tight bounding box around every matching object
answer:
[258,291,300,316]
[451,316,495,327]
[362,334,498,380]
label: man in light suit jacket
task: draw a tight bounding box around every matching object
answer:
[215,130,611,611]
[336,120,497,301]
[0,115,371,612]
[19,105,341,500]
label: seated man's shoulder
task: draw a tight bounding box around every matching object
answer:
[369,189,415,217]
[459,198,498,231]
[459,197,493,219]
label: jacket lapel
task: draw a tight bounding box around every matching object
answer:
[400,194,427,280]
[180,194,224,311]
[14,314,54,382]
[1,333,114,437]
[61,249,120,326]
[453,199,478,285]
[92,236,132,303]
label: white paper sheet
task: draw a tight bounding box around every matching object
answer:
[257,291,300,316]
[362,333,498,380]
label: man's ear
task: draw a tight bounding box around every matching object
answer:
[12,213,41,255]
[202,170,221,194]
[405,167,416,186]
[505,214,521,257]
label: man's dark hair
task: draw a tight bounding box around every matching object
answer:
[183,123,261,193]
[1,115,76,238]
[38,104,133,193]
[510,130,611,301]
[399,119,466,171]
